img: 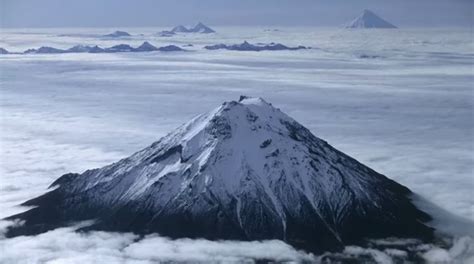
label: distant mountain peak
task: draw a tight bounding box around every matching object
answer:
[346,9,397,29]
[171,25,191,33]
[192,22,216,33]
[134,41,158,52]
[103,30,132,37]
[6,97,433,253]
[171,23,215,34]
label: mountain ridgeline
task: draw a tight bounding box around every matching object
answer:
[5,97,434,253]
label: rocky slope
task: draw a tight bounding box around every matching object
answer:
[6,96,433,253]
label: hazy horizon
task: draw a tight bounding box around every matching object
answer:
[1,0,472,28]
[1,1,474,263]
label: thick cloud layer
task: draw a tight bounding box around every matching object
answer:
[0,226,315,263]
[1,223,472,263]
[1,27,473,263]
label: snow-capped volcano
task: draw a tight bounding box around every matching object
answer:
[346,9,397,29]
[6,97,433,253]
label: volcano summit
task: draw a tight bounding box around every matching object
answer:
[6,97,434,253]
[346,9,398,29]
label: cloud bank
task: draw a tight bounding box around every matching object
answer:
[0,226,314,264]
[1,28,473,263]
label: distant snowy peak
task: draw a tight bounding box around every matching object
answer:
[171,23,216,33]
[346,9,397,29]
[6,96,434,253]
[103,30,132,37]
[0,48,9,54]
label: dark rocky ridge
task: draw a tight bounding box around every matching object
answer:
[19,42,184,54]
[205,41,309,51]
[103,31,132,37]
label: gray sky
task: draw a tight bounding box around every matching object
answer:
[1,0,472,28]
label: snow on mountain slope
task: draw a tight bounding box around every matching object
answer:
[346,9,397,29]
[5,96,433,253]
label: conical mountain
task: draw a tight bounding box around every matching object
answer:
[171,25,191,33]
[191,22,216,33]
[346,9,397,29]
[134,41,158,52]
[6,97,433,253]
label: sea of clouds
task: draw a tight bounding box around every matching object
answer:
[0,27,473,263]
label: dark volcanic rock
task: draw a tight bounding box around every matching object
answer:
[24,46,66,54]
[66,45,97,53]
[157,45,184,52]
[170,23,215,34]
[204,41,308,51]
[134,42,159,52]
[171,25,191,33]
[5,97,434,254]
[22,43,179,55]
[104,44,135,53]
[158,31,176,37]
[103,31,132,37]
[191,22,215,33]
[88,45,105,53]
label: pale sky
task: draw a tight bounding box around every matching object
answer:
[1,0,472,28]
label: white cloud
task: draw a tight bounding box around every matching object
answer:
[0,227,315,264]
[422,237,474,264]
[1,27,473,263]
